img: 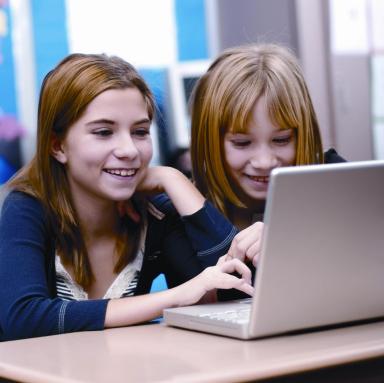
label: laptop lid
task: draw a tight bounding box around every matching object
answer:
[249,160,384,337]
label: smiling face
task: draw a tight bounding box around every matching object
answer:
[53,87,152,208]
[223,95,296,207]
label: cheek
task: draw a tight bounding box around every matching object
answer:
[273,134,296,165]
[224,145,246,173]
[282,142,297,165]
[139,140,153,165]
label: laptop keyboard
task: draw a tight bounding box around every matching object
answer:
[199,308,251,324]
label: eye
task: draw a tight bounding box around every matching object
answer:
[133,127,150,138]
[225,132,252,148]
[272,130,295,146]
[230,139,251,148]
[93,128,113,137]
[273,136,291,145]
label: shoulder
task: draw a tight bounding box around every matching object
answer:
[0,191,48,234]
[1,190,45,217]
[324,148,347,163]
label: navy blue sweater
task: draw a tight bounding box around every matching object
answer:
[0,192,236,341]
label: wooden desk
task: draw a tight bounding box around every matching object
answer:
[1,321,384,383]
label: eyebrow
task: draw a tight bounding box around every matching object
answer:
[86,118,151,126]
[132,118,151,126]
[86,119,115,126]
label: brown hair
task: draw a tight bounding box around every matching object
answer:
[7,53,155,288]
[190,43,323,216]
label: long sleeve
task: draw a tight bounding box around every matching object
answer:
[0,192,108,341]
[181,200,237,266]
[148,194,237,269]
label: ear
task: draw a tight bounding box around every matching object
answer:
[51,134,68,164]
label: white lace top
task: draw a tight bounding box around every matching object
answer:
[54,203,163,301]
[55,251,144,300]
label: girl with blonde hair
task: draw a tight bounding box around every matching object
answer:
[190,43,344,266]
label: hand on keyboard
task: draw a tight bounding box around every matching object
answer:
[178,256,254,307]
[225,221,264,267]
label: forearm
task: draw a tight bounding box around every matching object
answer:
[105,277,203,328]
[105,258,254,328]
[161,167,205,216]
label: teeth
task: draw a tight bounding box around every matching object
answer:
[105,169,136,177]
[248,175,269,183]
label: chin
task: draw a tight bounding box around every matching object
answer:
[251,195,267,204]
[104,189,136,202]
[243,192,267,205]
[242,187,266,198]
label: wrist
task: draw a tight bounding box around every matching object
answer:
[159,167,185,192]
[173,275,206,307]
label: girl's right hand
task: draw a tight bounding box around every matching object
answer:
[179,256,254,306]
[137,165,205,216]
[226,221,264,267]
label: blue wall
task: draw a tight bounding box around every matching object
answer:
[0,6,17,115]
[30,0,69,92]
[0,0,69,115]
[175,0,208,61]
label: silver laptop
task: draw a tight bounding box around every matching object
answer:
[164,160,384,339]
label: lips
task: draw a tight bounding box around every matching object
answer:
[103,168,137,177]
[246,175,269,183]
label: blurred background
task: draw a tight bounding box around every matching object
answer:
[0,0,384,185]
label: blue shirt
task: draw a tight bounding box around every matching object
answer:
[0,191,236,341]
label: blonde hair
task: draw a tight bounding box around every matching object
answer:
[190,43,323,216]
[7,53,155,288]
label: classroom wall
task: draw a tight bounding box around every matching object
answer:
[206,0,383,161]
[0,0,209,167]
[0,0,383,172]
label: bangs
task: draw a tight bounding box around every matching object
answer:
[223,76,263,135]
[264,74,302,132]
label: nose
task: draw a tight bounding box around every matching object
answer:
[249,145,279,170]
[113,133,139,160]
